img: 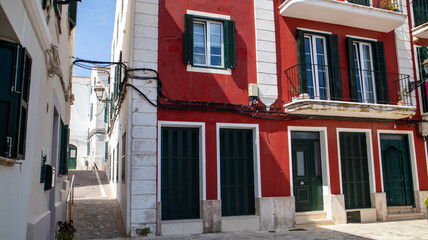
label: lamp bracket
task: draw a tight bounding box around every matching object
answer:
[408,78,427,93]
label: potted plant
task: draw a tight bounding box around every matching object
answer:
[56,220,76,240]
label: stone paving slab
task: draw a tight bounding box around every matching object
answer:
[70,170,126,240]
[96,219,428,240]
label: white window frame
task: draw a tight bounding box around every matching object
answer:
[304,34,331,100]
[193,19,224,68]
[353,41,377,104]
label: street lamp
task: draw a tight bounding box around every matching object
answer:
[94,85,112,103]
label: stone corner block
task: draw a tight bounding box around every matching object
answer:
[201,200,222,233]
[371,192,387,221]
[258,196,295,230]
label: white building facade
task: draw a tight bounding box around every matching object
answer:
[0,0,77,239]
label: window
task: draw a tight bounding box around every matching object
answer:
[0,40,31,160]
[68,1,77,31]
[90,103,93,121]
[352,42,376,103]
[58,121,69,175]
[296,30,342,100]
[346,38,388,104]
[184,14,236,69]
[417,46,428,112]
[121,132,126,182]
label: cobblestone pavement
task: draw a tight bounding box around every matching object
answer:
[70,170,126,240]
[99,219,428,240]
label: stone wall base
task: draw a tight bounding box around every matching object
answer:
[371,192,387,221]
[258,196,295,230]
[201,200,221,233]
[415,190,428,217]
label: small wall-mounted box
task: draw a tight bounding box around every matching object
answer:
[248,83,259,97]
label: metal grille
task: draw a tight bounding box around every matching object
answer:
[347,211,361,223]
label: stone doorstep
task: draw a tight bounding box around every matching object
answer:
[295,219,335,228]
[387,212,425,221]
[295,211,327,221]
[161,219,204,236]
[387,206,415,214]
[295,211,334,227]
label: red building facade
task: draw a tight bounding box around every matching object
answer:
[108,0,428,236]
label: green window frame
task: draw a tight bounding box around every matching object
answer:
[121,132,126,182]
[184,14,236,69]
[346,37,388,104]
[58,121,69,175]
[417,46,428,112]
[0,40,32,160]
[296,29,342,100]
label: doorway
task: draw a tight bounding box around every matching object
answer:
[291,131,323,212]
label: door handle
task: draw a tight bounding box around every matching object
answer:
[300,181,304,186]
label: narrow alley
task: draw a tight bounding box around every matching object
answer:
[69,170,126,239]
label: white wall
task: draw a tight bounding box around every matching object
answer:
[70,76,91,170]
[0,0,74,239]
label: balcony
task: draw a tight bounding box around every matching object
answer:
[279,0,406,32]
[412,0,428,39]
[283,64,416,119]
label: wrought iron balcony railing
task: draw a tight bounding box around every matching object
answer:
[413,0,428,27]
[284,63,412,106]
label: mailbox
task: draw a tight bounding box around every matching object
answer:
[44,165,55,191]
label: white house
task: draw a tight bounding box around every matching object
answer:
[0,0,77,239]
[70,76,91,170]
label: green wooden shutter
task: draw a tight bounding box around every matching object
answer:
[225,20,236,68]
[346,37,358,101]
[183,14,194,65]
[42,0,53,9]
[90,103,93,121]
[59,122,69,175]
[121,132,126,182]
[68,2,78,30]
[104,101,108,123]
[161,127,200,220]
[328,34,342,100]
[16,48,32,159]
[54,2,62,19]
[0,41,25,159]
[296,29,307,94]
[105,141,108,159]
[373,41,389,104]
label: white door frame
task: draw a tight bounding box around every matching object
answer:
[216,123,262,200]
[336,128,376,195]
[157,121,207,203]
[288,126,331,197]
[377,130,420,193]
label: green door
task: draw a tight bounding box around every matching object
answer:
[68,145,77,169]
[291,132,323,212]
[340,133,371,209]
[161,127,200,220]
[220,129,255,216]
[381,135,414,206]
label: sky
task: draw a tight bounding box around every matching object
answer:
[73,0,116,77]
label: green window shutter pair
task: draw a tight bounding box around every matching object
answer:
[0,40,31,159]
[296,30,342,98]
[59,122,69,175]
[183,14,236,68]
[114,65,121,101]
[68,2,78,30]
[345,38,388,103]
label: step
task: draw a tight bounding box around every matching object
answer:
[296,219,335,228]
[387,206,415,214]
[386,212,425,221]
[295,211,327,221]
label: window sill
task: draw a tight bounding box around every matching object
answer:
[187,65,232,75]
[0,156,17,166]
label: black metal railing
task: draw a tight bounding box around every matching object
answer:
[348,0,402,12]
[413,0,428,27]
[284,63,412,106]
